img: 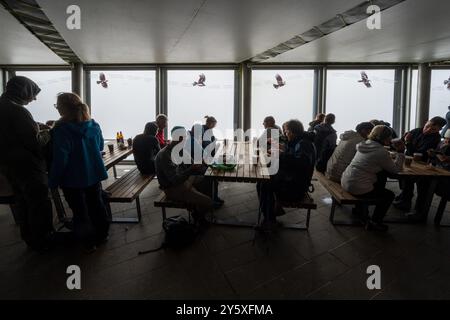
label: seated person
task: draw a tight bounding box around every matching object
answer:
[257,119,315,230]
[133,122,160,175]
[341,125,405,231]
[326,122,374,182]
[371,119,398,139]
[155,126,213,224]
[202,115,217,150]
[145,114,168,149]
[394,116,447,212]
[258,116,283,151]
[425,129,450,202]
[314,113,337,173]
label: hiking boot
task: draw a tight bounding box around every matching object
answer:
[393,200,411,212]
[365,221,389,232]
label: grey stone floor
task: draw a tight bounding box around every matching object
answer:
[1,166,450,300]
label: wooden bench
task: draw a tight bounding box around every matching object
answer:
[105,168,154,223]
[0,195,19,225]
[315,170,377,225]
[274,193,317,230]
[154,193,198,223]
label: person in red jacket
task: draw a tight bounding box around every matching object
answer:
[145,114,168,148]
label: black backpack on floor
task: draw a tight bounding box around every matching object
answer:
[138,215,198,255]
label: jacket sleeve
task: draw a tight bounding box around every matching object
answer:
[15,107,48,154]
[48,129,72,189]
[379,150,405,174]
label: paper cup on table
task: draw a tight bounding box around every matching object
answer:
[107,144,114,153]
[404,156,413,167]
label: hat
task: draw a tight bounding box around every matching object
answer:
[445,129,450,139]
[356,122,374,133]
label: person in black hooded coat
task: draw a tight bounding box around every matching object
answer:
[0,76,54,250]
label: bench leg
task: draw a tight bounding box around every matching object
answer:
[113,166,117,179]
[162,207,167,221]
[329,198,337,224]
[111,197,141,224]
[434,197,448,226]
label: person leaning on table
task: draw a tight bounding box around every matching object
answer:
[155,126,213,226]
[341,125,405,232]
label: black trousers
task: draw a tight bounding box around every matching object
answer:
[356,172,394,223]
[62,182,110,247]
[6,170,54,249]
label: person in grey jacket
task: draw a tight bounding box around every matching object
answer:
[155,126,213,224]
[0,76,54,250]
[326,122,374,182]
[341,125,405,231]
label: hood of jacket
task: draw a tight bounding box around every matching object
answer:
[315,123,336,134]
[1,76,41,105]
[54,119,100,139]
[356,139,385,154]
[340,130,362,141]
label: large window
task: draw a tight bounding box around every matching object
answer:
[409,69,418,130]
[429,69,450,119]
[15,70,71,124]
[251,69,314,135]
[326,69,395,136]
[167,70,235,139]
[90,70,156,139]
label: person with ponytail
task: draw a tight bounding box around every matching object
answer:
[49,93,109,251]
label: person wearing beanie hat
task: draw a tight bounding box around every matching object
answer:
[0,76,54,251]
[155,126,213,225]
[326,121,374,183]
[341,125,405,231]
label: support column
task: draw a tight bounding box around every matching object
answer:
[416,63,431,127]
[241,63,251,133]
[71,63,84,98]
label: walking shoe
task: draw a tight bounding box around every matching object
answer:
[365,221,389,232]
[393,200,411,212]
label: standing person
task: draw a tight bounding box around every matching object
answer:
[133,122,160,175]
[394,116,447,212]
[145,114,168,149]
[442,106,450,138]
[314,113,337,173]
[0,76,54,251]
[326,122,374,182]
[49,93,109,251]
[257,120,315,230]
[341,125,405,231]
[155,126,213,225]
[308,113,325,132]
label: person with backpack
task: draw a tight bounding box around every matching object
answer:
[0,76,54,251]
[257,119,316,231]
[48,93,109,251]
[314,113,337,173]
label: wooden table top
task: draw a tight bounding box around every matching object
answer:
[398,160,450,177]
[204,142,270,182]
[102,143,133,169]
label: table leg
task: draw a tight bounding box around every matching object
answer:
[419,177,438,222]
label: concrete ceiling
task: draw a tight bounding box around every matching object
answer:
[266,0,450,63]
[0,0,449,64]
[0,6,65,65]
[36,0,361,63]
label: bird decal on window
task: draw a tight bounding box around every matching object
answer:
[96,72,108,88]
[358,71,372,88]
[193,74,206,86]
[444,76,450,90]
[273,74,286,89]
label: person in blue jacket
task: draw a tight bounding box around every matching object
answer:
[49,92,109,251]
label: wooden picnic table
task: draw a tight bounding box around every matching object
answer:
[391,160,450,223]
[203,141,271,227]
[204,141,270,183]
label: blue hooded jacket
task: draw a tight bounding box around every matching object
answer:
[49,119,108,189]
